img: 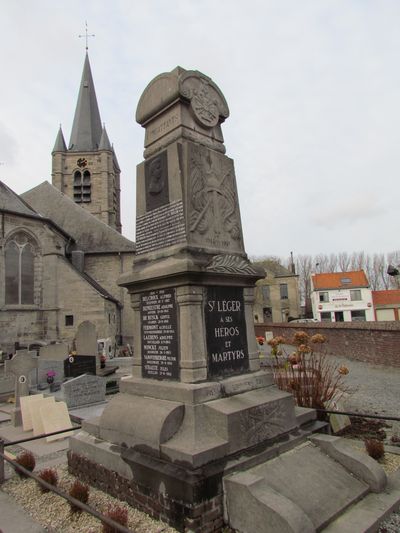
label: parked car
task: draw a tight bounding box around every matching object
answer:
[289,318,319,323]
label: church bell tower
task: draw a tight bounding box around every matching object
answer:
[51,53,122,233]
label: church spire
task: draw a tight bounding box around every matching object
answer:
[68,53,102,152]
[99,125,112,150]
[52,125,67,153]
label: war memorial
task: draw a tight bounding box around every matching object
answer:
[68,67,399,532]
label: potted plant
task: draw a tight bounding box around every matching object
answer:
[46,370,56,385]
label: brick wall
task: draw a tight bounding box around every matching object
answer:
[68,451,225,532]
[254,322,400,367]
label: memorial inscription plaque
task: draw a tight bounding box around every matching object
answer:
[141,288,179,380]
[205,286,249,378]
[64,355,96,378]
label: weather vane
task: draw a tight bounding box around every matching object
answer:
[79,21,95,51]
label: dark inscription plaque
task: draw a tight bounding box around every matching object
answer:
[205,286,249,378]
[64,355,96,378]
[145,150,169,211]
[141,288,179,380]
[136,200,186,254]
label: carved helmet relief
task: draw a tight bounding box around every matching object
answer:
[180,72,229,129]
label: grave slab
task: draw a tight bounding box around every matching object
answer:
[20,394,44,431]
[42,401,73,442]
[31,397,55,436]
[62,374,106,408]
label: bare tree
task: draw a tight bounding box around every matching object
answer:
[338,251,351,272]
[296,254,313,314]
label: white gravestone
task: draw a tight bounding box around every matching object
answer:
[42,401,73,442]
[20,394,44,431]
[31,397,55,437]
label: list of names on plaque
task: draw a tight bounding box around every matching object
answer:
[141,288,179,380]
[205,286,249,378]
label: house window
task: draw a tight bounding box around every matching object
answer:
[73,169,91,203]
[263,307,272,322]
[280,284,288,300]
[350,289,362,301]
[65,315,74,326]
[320,312,332,322]
[5,234,36,305]
[351,310,366,322]
[319,291,329,303]
[262,285,270,301]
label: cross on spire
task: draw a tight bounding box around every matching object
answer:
[79,21,95,51]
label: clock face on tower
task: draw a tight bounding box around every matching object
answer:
[77,158,88,168]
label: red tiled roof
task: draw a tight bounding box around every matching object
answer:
[372,290,400,306]
[312,270,369,290]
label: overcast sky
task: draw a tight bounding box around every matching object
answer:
[1,1,399,258]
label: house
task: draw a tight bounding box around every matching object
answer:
[0,53,135,353]
[253,260,300,322]
[311,270,374,322]
[372,290,400,321]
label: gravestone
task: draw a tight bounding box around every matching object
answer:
[42,401,73,442]
[5,350,38,426]
[31,396,55,436]
[64,321,98,378]
[20,394,44,431]
[37,343,68,388]
[62,374,106,409]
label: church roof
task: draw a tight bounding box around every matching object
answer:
[21,181,135,253]
[52,126,67,153]
[68,53,103,152]
[0,180,40,217]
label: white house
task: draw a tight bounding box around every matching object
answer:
[310,270,374,322]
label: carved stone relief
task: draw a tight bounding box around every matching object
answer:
[188,145,242,250]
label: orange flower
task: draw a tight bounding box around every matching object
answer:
[338,366,349,375]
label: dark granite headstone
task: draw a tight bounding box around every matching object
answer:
[141,288,179,380]
[205,286,249,378]
[64,355,96,378]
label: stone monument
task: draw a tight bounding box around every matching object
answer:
[69,68,397,532]
[5,350,38,426]
[64,321,98,377]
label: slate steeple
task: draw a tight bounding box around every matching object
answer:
[52,126,67,153]
[68,53,103,151]
[51,53,122,233]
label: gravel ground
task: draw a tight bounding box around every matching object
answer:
[330,354,400,419]
[2,464,178,533]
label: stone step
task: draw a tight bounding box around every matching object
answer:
[224,435,391,533]
[323,470,400,533]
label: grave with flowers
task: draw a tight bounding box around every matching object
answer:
[67,67,399,533]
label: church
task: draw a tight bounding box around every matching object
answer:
[0,54,136,353]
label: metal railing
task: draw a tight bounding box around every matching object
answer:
[0,426,133,533]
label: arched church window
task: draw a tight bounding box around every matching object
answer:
[73,169,91,203]
[5,233,36,305]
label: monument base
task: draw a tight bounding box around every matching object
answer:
[68,370,314,531]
